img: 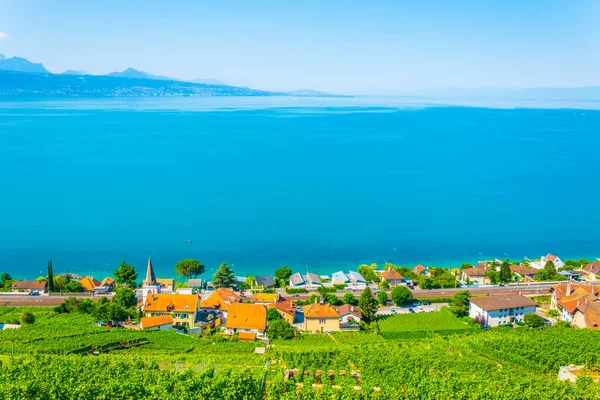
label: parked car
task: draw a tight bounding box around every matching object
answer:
[296,306,303,313]
[416,306,424,312]
[422,300,431,305]
[391,309,397,314]
[408,308,415,313]
[28,291,40,296]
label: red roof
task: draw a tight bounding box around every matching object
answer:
[140,315,173,329]
[336,304,362,318]
[584,262,600,274]
[381,269,404,281]
[545,254,557,261]
[413,265,427,274]
[12,280,47,290]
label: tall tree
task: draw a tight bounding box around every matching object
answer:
[377,290,388,306]
[174,259,205,279]
[500,259,512,283]
[342,292,358,306]
[113,287,138,308]
[114,259,138,288]
[391,286,413,306]
[358,287,378,323]
[543,260,556,278]
[275,266,292,280]
[213,262,235,288]
[47,259,54,292]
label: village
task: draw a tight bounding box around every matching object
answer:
[3,253,599,338]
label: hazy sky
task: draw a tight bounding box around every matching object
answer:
[0,1,599,93]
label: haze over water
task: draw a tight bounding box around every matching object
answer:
[1,97,599,280]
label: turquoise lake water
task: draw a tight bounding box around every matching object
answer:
[0,97,599,280]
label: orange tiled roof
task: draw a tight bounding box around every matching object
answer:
[238,332,257,341]
[558,287,598,313]
[552,283,599,301]
[254,293,280,303]
[578,302,600,329]
[140,315,173,329]
[510,266,538,276]
[584,262,600,275]
[100,277,115,286]
[144,294,199,313]
[80,276,101,291]
[200,288,241,311]
[226,303,267,331]
[545,254,557,261]
[275,300,297,316]
[336,304,362,318]
[12,280,47,290]
[413,264,427,274]
[381,269,404,281]
[462,266,490,277]
[304,303,340,318]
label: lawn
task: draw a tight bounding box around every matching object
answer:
[378,310,472,339]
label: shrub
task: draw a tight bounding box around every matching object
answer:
[285,288,306,294]
[20,312,35,325]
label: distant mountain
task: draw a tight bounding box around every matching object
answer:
[0,70,283,98]
[61,70,87,75]
[106,68,174,81]
[190,78,227,86]
[0,55,50,74]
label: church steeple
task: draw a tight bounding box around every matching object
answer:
[143,256,156,286]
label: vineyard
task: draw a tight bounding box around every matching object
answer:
[0,307,599,399]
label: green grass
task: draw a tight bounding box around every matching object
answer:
[378,310,472,339]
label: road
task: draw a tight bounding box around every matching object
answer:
[0,293,110,307]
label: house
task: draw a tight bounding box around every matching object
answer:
[510,266,538,280]
[381,269,404,286]
[331,271,349,285]
[140,315,173,331]
[188,279,205,290]
[303,302,340,333]
[195,309,223,333]
[200,288,241,314]
[238,332,258,341]
[461,264,491,284]
[79,276,101,292]
[348,271,367,284]
[572,302,600,330]
[12,280,47,294]
[531,253,564,270]
[274,300,297,324]
[552,283,598,322]
[469,293,537,327]
[558,270,583,281]
[253,293,280,304]
[142,293,199,330]
[100,277,115,291]
[582,262,600,281]
[156,278,175,291]
[304,272,322,287]
[254,275,275,288]
[413,264,430,276]
[336,304,362,329]
[550,282,599,318]
[225,303,267,336]
[289,273,306,287]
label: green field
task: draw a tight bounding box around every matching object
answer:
[0,306,599,399]
[378,310,473,339]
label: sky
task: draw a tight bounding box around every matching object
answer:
[0,0,599,93]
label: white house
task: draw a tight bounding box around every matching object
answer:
[331,271,349,285]
[531,253,564,270]
[348,270,367,284]
[289,273,306,287]
[469,293,537,327]
[336,304,362,327]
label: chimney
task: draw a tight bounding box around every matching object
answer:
[591,284,596,295]
[351,306,355,312]
[319,298,324,305]
[566,280,572,296]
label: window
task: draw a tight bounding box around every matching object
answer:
[319,318,326,324]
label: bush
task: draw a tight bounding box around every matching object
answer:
[548,309,559,318]
[332,284,347,291]
[20,312,35,325]
[524,313,545,328]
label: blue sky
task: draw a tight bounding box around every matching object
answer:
[0,1,599,93]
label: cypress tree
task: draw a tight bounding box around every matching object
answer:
[47,259,54,292]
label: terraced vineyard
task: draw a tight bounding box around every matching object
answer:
[0,306,599,399]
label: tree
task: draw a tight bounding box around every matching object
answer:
[460,263,473,270]
[358,287,378,323]
[113,287,137,308]
[21,312,35,325]
[36,276,47,282]
[391,286,413,306]
[324,293,340,305]
[485,270,499,284]
[267,308,283,322]
[174,259,205,279]
[524,313,545,328]
[213,262,235,288]
[47,259,54,292]
[500,259,511,283]
[377,291,388,306]
[358,264,377,282]
[543,261,556,278]
[64,280,84,293]
[473,314,486,327]
[245,276,255,288]
[418,276,437,290]
[114,260,137,287]
[275,266,292,280]
[267,319,296,340]
[342,292,358,306]
[449,290,470,317]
